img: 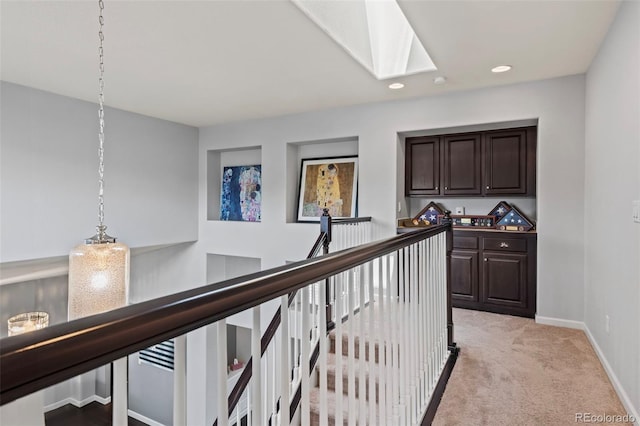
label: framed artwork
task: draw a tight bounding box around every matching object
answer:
[297,156,358,222]
[488,201,511,222]
[220,165,261,222]
[413,201,444,225]
[496,206,534,231]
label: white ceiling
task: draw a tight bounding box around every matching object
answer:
[0,0,620,127]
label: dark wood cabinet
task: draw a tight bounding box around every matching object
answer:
[405,137,440,196]
[482,252,528,310]
[443,133,482,195]
[405,126,536,197]
[451,230,536,318]
[483,128,536,195]
[451,250,479,302]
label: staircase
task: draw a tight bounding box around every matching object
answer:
[229,223,452,426]
[310,303,388,426]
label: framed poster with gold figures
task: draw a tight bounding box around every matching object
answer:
[297,156,358,222]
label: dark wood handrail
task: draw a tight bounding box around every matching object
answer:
[0,224,449,406]
[307,232,328,259]
[331,216,372,224]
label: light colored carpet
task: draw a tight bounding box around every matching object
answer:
[434,308,632,425]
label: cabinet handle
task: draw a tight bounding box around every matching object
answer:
[484,258,488,262]
[435,186,438,190]
[444,186,448,190]
[500,242,509,248]
[486,185,490,190]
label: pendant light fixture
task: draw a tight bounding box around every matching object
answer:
[68,0,129,320]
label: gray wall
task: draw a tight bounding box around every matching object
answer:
[584,0,640,418]
[0,81,199,263]
[129,354,174,426]
[126,242,205,425]
[0,82,204,425]
[199,75,587,324]
[0,276,68,337]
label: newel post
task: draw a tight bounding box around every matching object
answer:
[320,208,332,255]
[441,211,455,348]
[320,208,334,329]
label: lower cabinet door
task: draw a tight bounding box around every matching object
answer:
[451,250,479,302]
[482,252,528,309]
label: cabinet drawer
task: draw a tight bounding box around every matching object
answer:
[453,236,478,249]
[483,237,527,252]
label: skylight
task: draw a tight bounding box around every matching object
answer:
[292,0,436,80]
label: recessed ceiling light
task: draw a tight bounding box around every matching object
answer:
[492,65,512,73]
[433,76,447,85]
[389,82,404,90]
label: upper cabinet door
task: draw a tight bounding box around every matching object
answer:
[484,128,536,196]
[484,129,526,195]
[405,136,440,196]
[443,133,482,195]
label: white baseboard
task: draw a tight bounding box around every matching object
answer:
[535,315,585,330]
[535,315,638,425]
[45,398,166,426]
[128,409,166,426]
[44,395,111,412]
[583,325,640,426]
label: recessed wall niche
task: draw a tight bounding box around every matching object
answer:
[285,137,358,223]
[226,324,251,376]
[207,146,262,221]
[206,253,261,286]
[206,253,261,330]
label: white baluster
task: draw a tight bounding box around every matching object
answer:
[269,344,275,424]
[410,244,417,423]
[348,269,356,426]
[301,286,311,425]
[173,335,187,426]
[112,357,127,426]
[358,265,366,425]
[368,261,376,426]
[217,320,229,426]
[433,237,439,385]
[428,237,434,393]
[251,307,262,426]
[389,251,402,424]
[319,279,328,426]
[442,233,448,363]
[404,247,412,423]
[419,240,427,406]
[294,292,301,391]
[247,381,252,425]
[378,256,387,424]
[335,273,344,426]
[280,296,290,425]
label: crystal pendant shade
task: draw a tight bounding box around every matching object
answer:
[68,241,129,320]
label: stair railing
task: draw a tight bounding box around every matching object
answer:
[0,217,453,426]
[219,211,373,426]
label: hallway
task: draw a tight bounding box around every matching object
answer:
[434,309,632,425]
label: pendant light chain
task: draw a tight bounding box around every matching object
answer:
[97,0,106,236]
